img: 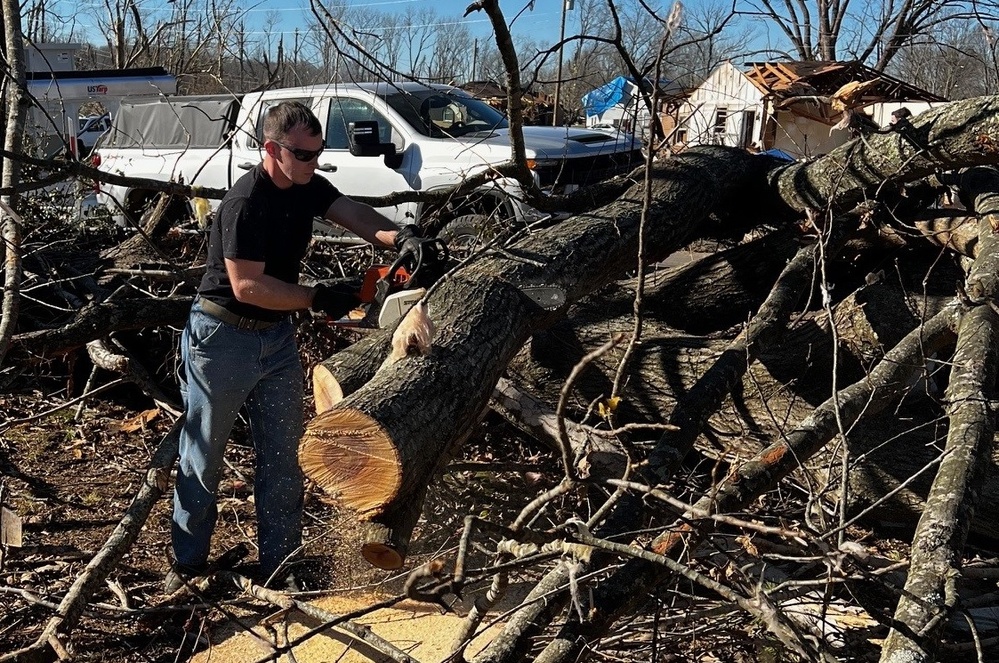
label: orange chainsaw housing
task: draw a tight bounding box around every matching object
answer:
[359,264,411,303]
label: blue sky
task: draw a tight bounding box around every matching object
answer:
[273,0,566,41]
[65,0,572,47]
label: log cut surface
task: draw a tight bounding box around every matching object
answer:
[299,409,401,516]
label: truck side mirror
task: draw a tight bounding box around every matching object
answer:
[348,120,403,169]
[348,120,382,157]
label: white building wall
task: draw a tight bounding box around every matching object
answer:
[770,111,849,158]
[679,62,944,158]
[869,101,944,126]
[771,101,946,159]
[26,43,81,73]
[679,61,764,147]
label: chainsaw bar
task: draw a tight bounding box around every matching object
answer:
[520,286,566,311]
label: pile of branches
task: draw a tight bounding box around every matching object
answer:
[6,97,999,663]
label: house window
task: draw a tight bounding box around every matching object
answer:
[713,107,728,133]
[740,110,757,147]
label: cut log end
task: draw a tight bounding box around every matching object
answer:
[312,365,343,414]
[299,408,401,515]
[360,522,406,570]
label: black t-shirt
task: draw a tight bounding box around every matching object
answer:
[197,165,342,321]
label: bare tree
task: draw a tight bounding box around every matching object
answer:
[745,0,999,71]
[0,0,27,366]
[889,20,999,98]
[429,21,474,83]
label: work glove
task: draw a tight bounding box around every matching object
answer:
[311,281,360,319]
[393,224,425,262]
[393,224,449,288]
[409,239,449,288]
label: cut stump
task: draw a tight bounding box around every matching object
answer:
[299,409,401,518]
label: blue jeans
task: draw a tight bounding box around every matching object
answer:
[172,301,304,577]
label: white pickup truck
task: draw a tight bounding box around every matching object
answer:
[93,82,641,239]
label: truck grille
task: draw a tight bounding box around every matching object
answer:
[534,149,643,190]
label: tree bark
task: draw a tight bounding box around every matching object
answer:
[531,302,962,663]
[880,168,999,662]
[0,0,27,367]
[301,97,999,572]
[10,296,191,359]
[647,218,855,482]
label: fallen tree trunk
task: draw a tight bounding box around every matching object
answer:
[300,97,999,574]
[299,146,768,567]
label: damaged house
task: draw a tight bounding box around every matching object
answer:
[677,60,946,158]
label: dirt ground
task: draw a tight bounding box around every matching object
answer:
[0,377,877,663]
[0,338,578,663]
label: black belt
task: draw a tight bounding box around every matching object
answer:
[196,297,283,330]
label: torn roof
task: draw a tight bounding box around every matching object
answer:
[743,60,947,104]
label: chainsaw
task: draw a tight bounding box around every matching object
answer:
[331,235,569,329]
[338,236,450,329]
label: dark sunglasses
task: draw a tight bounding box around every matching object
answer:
[275,141,325,162]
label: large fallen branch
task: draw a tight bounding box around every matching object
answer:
[880,168,999,662]
[529,301,961,663]
[10,295,191,359]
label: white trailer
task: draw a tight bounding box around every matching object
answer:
[26,67,177,158]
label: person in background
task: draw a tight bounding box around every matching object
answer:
[166,100,429,591]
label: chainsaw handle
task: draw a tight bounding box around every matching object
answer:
[391,237,449,287]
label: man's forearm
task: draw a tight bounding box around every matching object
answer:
[325,197,401,247]
[230,273,316,311]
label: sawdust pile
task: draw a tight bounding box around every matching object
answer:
[193,591,510,663]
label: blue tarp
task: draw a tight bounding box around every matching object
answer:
[758,148,796,161]
[582,77,632,117]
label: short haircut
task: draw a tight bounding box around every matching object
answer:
[263,101,322,140]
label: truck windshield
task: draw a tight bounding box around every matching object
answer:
[385,90,508,138]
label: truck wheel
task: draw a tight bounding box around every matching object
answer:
[438,214,499,260]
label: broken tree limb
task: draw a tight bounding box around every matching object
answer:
[490,377,631,479]
[604,226,805,334]
[85,338,182,414]
[529,301,962,663]
[303,97,999,573]
[646,216,856,482]
[913,209,979,258]
[880,169,999,663]
[10,295,191,359]
[0,416,182,663]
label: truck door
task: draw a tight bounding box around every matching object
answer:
[316,96,418,224]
